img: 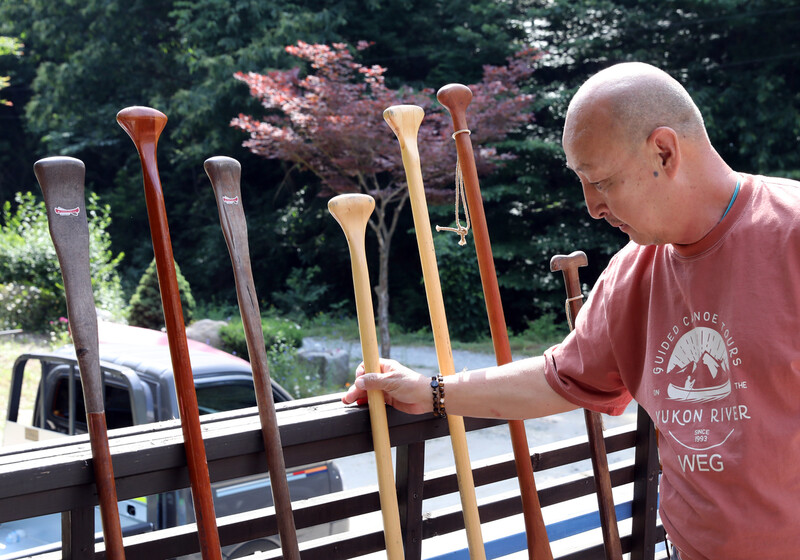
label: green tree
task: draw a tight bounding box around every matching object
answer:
[324,0,528,87]
[128,258,195,330]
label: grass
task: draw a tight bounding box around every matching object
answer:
[0,333,53,443]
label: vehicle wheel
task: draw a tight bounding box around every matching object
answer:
[228,539,280,559]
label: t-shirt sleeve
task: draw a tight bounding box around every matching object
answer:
[543,271,633,416]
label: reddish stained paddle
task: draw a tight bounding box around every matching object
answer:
[116,106,222,560]
[34,156,126,560]
[437,83,553,560]
[204,156,300,560]
[551,251,623,560]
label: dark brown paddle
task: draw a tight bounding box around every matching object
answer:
[204,156,300,560]
[34,156,126,560]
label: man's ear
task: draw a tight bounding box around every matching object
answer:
[649,126,680,178]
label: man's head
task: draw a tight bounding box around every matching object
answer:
[568,62,706,149]
[563,62,730,246]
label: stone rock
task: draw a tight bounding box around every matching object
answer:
[186,319,227,349]
[297,345,351,387]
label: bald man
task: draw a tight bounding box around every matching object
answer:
[343,63,800,559]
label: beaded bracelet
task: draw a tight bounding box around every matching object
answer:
[431,374,446,418]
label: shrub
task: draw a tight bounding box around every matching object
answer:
[507,312,569,355]
[266,342,329,399]
[128,258,195,330]
[0,192,125,332]
[219,315,303,361]
[0,282,61,332]
[434,234,488,342]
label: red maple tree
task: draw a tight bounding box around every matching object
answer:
[232,41,536,356]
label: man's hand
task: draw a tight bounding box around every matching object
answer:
[343,355,577,420]
[342,358,433,415]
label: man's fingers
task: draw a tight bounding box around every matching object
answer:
[343,359,414,407]
[355,372,381,390]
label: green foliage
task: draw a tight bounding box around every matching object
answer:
[48,316,71,346]
[128,258,195,330]
[518,313,569,344]
[192,299,240,321]
[433,234,488,342]
[477,0,800,330]
[271,265,336,321]
[525,0,800,177]
[508,313,570,356]
[0,192,125,332]
[266,341,337,399]
[0,283,60,332]
[219,315,303,361]
[0,35,22,106]
[219,312,343,398]
[329,0,527,87]
[0,0,530,319]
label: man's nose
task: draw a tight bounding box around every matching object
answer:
[582,182,607,220]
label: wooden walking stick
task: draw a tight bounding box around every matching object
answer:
[550,251,622,560]
[204,156,300,560]
[437,84,553,560]
[328,193,404,560]
[384,104,486,560]
[34,156,126,560]
[116,106,222,560]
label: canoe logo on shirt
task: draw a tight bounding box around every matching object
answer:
[664,327,732,403]
[54,206,81,217]
[222,195,239,205]
[651,316,749,470]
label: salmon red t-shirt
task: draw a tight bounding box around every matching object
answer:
[544,174,800,560]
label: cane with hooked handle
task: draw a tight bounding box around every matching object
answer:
[550,251,623,560]
[437,84,553,560]
[34,156,126,560]
[328,193,405,560]
[116,106,222,560]
[384,104,486,559]
[204,156,300,560]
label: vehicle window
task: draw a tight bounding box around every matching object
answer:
[50,376,134,432]
[195,382,258,415]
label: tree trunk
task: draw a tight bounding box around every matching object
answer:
[369,191,408,359]
[376,235,391,358]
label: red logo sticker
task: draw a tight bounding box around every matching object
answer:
[54,206,80,217]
